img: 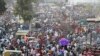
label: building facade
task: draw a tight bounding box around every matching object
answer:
[68,0,100,5]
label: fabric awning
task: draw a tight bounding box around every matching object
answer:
[16,30,29,35]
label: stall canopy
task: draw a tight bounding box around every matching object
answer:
[86,17,100,22]
[16,30,29,35]
[3,50,22,56]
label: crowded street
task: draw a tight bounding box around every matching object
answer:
[0,0,100,56]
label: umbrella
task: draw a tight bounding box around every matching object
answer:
[59,38,70,46]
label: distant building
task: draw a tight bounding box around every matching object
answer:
[68,0,100,5]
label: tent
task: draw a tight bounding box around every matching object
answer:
[16,30,29,35]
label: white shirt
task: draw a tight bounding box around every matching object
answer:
[54,31,58,37]
[79,54,82,56]
[47,35,50,39]
[36,53,40,56]
[64,50,68,56]
[17,39,20,44]
[10,35,13,39]
[56,45,59,50]
[30,49,35,55]
[69,51,73,56]
[51,47,56,51]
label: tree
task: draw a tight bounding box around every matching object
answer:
[32,0,38,3]
[14,0,37,22]
[0,0,6,15]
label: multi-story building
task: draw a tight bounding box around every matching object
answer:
[68,0,100,5]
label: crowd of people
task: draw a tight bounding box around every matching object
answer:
[0,20,100,56]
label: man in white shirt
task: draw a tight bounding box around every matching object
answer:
[64,50,68,56]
